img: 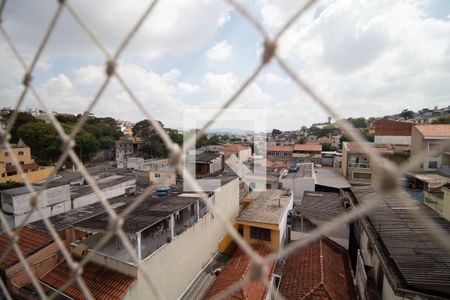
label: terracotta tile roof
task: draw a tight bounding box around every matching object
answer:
[221,144,249,153]
[267,145,293,152]
[40,260,135,300]
[375,119,413,136]
[204,244,274,300]
[415,124,450,137]
[294,144,322,152]
[0,227,52,269]
[278,238,356,300]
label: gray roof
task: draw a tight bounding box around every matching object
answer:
[284,163,314,179]
[74,191,200,233]
[295,191,345,221]
[353,186,450,297]
[315,167,351,189]
[191,152,222,163]
[1,185,40,196]
[237,190,291,225]
[29,195,133,231]
[70,174,135,199]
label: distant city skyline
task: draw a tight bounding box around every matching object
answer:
[1,0,449,130]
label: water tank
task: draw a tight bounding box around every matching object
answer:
[156,186,171,197]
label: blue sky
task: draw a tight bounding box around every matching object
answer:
[1,0,449,130]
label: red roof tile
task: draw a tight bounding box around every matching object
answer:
[278,238,356,300]
[294,144,322,152]
[267,145,293,152]
[40,260,135,300]
[204,244,274,300]
[221,144,249,153]
[0,227,52,269]
[415,124,450,137]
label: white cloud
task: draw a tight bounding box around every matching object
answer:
[259,72,290,85]
[206,40,233,61]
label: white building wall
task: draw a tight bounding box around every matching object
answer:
[238,148,252,162]
[122,178,240,300]
[279,177,315,200]
[72,178,136,209]
[278,194,293,245]
[1,184,71,229]
[374,135,411,145]
[381,275,404,300]
[209,157,223,174]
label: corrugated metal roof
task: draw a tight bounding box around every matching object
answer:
[40,260,135,300]
[296,191,345,221]
[353,186,450,297]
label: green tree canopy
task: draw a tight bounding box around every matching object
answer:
[432,116,450,124]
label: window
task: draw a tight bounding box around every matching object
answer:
[5,162,12,166]
[428,161,438,169]
[4,152,9,156]
[19,161,24,165]
[18,151,24,156]
[155,173,160,178]
[353,172,372,180]
[250,226,271,241]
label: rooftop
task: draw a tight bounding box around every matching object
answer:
[278,238,356,300]
[190,152,222,163]
[203,244,274,300]
[295,191,346,221]
[415,124,450,138]
[221,144,249,152]
[70,174,135,199]
[74,191,200,233]
[293,144,322,152]
[29,196,133,232]
[315,167,351,189]
[406,171,450,188]
[283,163,314,179]
[267,145,293,152]
[0,227,52,269]
[352,186,450,297]
[40,260,135,300]
[237,190,291,225]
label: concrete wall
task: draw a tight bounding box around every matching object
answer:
[1,184,71,229]
[210,156,223,174]
[238,148,252,162]
[6,242,61,287]
[149,170,176,186]
[279,177,315,200]
[123,178,240,300]
[72,178,136,209]
[374,135,411,145]
[0,166,55,184]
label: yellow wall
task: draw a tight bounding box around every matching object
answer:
[237,220,280,251]
[0,147,34,164]
[0,166,54,184]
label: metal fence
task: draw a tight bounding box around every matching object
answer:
[0,0,449,299]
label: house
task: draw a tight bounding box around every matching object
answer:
[220,144,251,162]
[374,119,413,145]
[40,259,136,300]
[0,184,71,230]
[423,186,450,221]
[0,227,61,294]
[315,167,351,193]
[266,145,293,164]
[351,186,450,299]
[188,152,224,177]
[72,177,239,299]
[411,124,450,172]
[115,136,134,168]
[203,243,275,300]
[279,163,316,201]
[0,139,54,184]
[235,189,293,251]
[342,142,410,185]
[291,191,350,248]
[293,144,322,164]
[276,238,356,300]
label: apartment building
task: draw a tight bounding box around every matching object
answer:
[115,137,134,168]
[292,144,322,164]
[70,177,239,300]
[266,145,293,164]
[0,139,54,184]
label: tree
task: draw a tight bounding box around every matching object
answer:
[400,109,414,120]
[56,113,79,124]
[133,120,168,158]
[432,116,450,124]
[321,142,338,151]
[296,137,306,144]
[166,128,183,146]
[348,117,368,128]
[271,129,282,136]
[17,122,61,164]
[6,111,40,142]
